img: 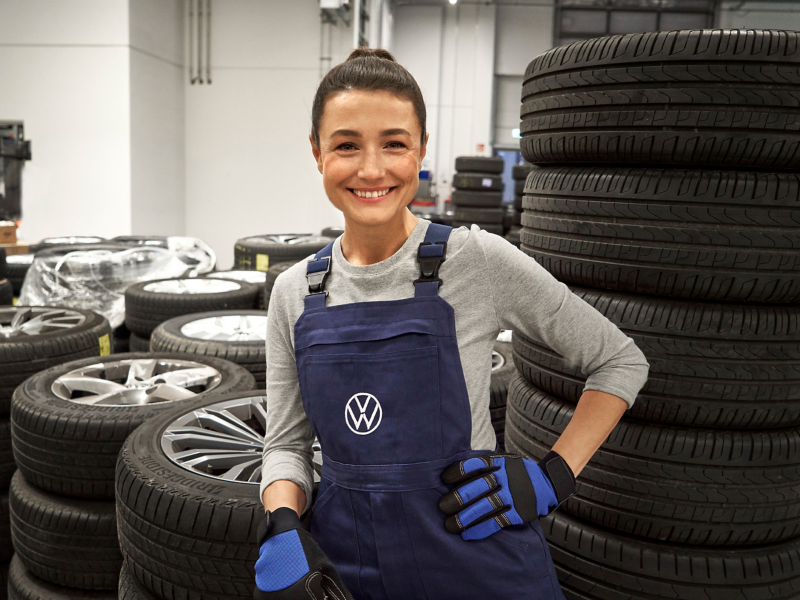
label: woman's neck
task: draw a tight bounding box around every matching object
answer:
[340,209,419,266]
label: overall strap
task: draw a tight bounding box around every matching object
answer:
[414,223,452,297]
[304,241,335,310]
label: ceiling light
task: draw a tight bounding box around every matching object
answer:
[449,0,457,4]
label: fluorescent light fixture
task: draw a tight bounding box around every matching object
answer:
[449,0,457,4]
[511,128,521,139]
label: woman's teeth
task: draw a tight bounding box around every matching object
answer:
[353,188,390,198]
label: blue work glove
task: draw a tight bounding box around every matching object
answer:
[439,451,576,541]
[254,507,353,600]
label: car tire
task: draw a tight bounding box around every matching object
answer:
[205,270,268,309]
[9,472,121,589]
[506,376,800,546]
[521,167,800,303]
[125,278,260,338]
[490,340,514,450]
[512,163,535,180]
[521,29,800,169]
[455,156,504,174]
[0,281,11,306]
[264,261,297,310]
[450,190,503,208]
[233,234,332,271]
[118,560,157,600]
[453,207,506,225]
[128,333,150,353]
[11,353,255,499]
[150,310,268,387]
[7,554,114,600]
[452,173,503,192]
[5,255,33,297]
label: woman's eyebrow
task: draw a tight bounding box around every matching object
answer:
[329,128,411,138]
[330,129,360,138]
[381,128,411,136]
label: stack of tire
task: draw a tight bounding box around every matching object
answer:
[510,29,800,599]
[490,335,514,450]
[124,277,260,351]
[0,306,114,597]
[0,250,10,305]
[8,350,255,599]
[451,157,505,235]
[233,234,332,273]
[509,163,534,247]
[4,255,34,302]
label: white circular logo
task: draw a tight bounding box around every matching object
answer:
[345,393,382,435]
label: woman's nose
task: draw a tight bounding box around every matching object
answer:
[358,149,385,180]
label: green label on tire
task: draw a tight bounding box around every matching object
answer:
[99,334,111,356]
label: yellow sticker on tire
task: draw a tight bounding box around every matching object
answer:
[256,254,269,271]
[99,333,111,356]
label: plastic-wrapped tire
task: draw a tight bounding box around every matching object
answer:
[29,237,107,254]
[513,286,800,429]
[264,261,296,310]
[233,234,332,271]
[150,310,268,387]
[454,207,505,225]
[119,560,158,600]
[128,333,150,353]
[7,555,114,600]
[521,167,800,303]
[452,173,503,192]
[111,236,169,248]
[455,156,504,174]
[521,29,800,169]
[116,392,268,599]
[506,376,800,546]
[125,278,259,338]
[543,509,800,600]
[205,270,268,309]
[450,190,503,208]
[452,221,504,236]
[512,163,535,180]
[0,421,14,491]
[5,255,33,297]
[0,307,112,416]
[9,472,120,589]
[0,280,11,305]
[11,353,256,499]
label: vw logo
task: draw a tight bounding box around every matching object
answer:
[345,393,382,435]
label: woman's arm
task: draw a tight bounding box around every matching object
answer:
[551,389,627,476]
[262,480,306,515]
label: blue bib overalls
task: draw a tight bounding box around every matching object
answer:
[294,224,565,600]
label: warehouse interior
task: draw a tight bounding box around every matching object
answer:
[2,1,800,599]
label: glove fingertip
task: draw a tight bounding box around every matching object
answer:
[444,514,463,534]
[438,493,461,516]
[441,461,465,484]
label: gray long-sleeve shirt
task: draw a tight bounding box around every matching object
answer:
[261,220,649,511]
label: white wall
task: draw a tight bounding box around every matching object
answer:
[129,0,185,236]
[393,4,496,207]
[718,2,800,30]
[184,0,351,269]
[0,0,132,243]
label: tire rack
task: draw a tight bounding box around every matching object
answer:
[507,29,800,600]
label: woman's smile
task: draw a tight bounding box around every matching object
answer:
[349,186,397,201]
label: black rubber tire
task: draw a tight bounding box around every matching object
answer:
[512,163,535,180]
[264,261,296,310]
[5,256,32,297]
[513,195,522,211]
[522,29,800,169]
[0,307,112,416]
[454,207,505,225]
[150,310,268,387]
[514,286,800,429]
[125,278,259,337]
[450,190,503,208]
[233,234,332,271]
[204,271,268,309]
[128,333,150,353]
[507,226,521,248]
[32,243,123,258]
[506,376,800,546]
[0,249,5,281]
[0,421,14,491]
[0,281,11,306]
[116,394,264,600]
[29,238,107,254]
[0,493,10,562]
[452,173,503,192]
[490,340,514,410]
[320,227,344,238]
[7,554,113,600]
[9,472,121,589]
[455,156,504,174]
[514,179,525,196]
[543,509,800,600]
[11,352,256,499]
[451,221,504,236]
[119,560,158,600]
[521,166,800,303]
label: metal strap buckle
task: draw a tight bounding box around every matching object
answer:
[306,256,331,294]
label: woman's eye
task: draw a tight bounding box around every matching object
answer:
[337,143,357,151]
[386,141,406,149]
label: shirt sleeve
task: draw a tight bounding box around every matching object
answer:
[478,230,649,407]
[260,271,316,513]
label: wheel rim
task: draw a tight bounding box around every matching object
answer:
[491,350,505,371]
[0,307,86,339]
[51,358,223,406]
[161,395,322,484]
[7,254,34,265]
[143,279,240,294]
[41,236,103,245]
[180,314,268,342]
[249,235,331,245]
[206,271,266,284]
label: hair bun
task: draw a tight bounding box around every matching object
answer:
[347,47,396,62]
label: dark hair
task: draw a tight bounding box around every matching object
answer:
[311,48,427,146]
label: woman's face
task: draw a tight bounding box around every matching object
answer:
[312,89,426,228]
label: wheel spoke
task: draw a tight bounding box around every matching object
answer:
[145,383,197,402]
[153,366,219,389]
[125,359,159,386]
[54,375,128,397]
[165,427,262,452]
[67,388,148,406]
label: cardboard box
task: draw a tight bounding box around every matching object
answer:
[0,222,16,245]
[0,241,28,256]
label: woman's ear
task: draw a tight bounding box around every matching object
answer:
[418,132,429,168]
[310,135,323,174]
